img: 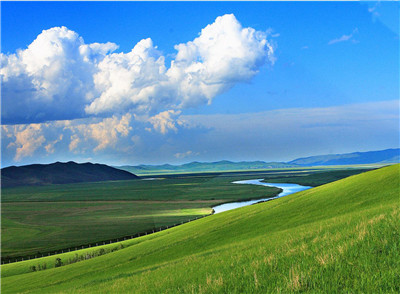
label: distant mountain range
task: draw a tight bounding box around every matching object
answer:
[288,148,399,166]
[118,148,399,175]
[1,148,398,187]
[117,161,297,175]
[1,161,139,188]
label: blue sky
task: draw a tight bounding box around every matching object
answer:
[1,1,399,167]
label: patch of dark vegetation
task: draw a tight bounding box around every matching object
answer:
[28,243,126,273]
[29,263,47,272]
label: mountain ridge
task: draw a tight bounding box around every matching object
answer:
[289,148,399,166]
[117,148,399,175]
[2,148,397,186]
[1,161,139,188]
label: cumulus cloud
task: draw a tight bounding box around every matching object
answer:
[166,14,275,108]
[45,134,63,154]
[148,110,183,134]
[1,27,118,124]
[328,28,359,45]
[2,114,134,162]
[65,113,133,152]
[4,124,46,161]
[85,38,167,115]
[69,134,81,152]
[1,14,275,124]
[1,100,398,166]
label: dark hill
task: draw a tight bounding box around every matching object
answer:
[1,161,139,188]
[289,148,399,166]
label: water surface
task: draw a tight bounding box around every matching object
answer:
[213,179,311,214]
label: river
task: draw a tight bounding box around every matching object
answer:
[212,179,311,214]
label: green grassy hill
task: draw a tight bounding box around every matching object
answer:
[1,164,399,293]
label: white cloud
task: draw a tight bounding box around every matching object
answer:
[1,14,275,124]
[367,2,380,17]
[85,38,167,115]
[328,28,359,45]
[266,28,280,38]
[1,27,117,124]
[4,124,46,161]
[65,113,133,152]
[2,114,134,162]
[1,100,398,166]
[86,14,275,113]
[174,150,199,159]
[167,14,275,108]
[69,134,81,152]
[148,110,182,134]
[45,134,63,154]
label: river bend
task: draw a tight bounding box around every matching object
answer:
[212,179,311,214]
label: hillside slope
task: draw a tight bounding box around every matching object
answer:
[1,161,139,188]
[289,148,399,166]
[1,164,399,293]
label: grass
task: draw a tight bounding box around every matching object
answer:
[1,168,369,258]
[1,168,371,259]
[1,174,280,202]
[1,201,214,258]
[119,163,385,176]
[1,164,398,293]
[1,173,281,258]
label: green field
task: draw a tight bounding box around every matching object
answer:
[118,161,387,176]
[1,167,372,259]
[2,174,281,259]
[1,168,370,259]
[1,201,215,259]
[1,164,398,293]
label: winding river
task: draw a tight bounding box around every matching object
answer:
[212,179,312,214]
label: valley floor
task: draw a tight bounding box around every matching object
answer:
[1,167,366,259]
[1,165,398,293]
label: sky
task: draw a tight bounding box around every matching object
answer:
[1,1,399,167]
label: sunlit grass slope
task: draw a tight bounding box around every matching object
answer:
[2,164,399,293]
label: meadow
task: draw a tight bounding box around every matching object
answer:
[2,173,280,259]
[2,167,371,259]
[1,164,398,293]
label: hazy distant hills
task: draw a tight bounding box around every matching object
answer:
[2,148,398,187]
[288,148,399,166]
[1,161,139,188]
[118,161,298,175]
[118,148,399,175]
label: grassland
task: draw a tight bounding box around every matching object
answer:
[2,174,281,258]
[1,201,214,259]
[1,167,371,259]
[1,164,398,293]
